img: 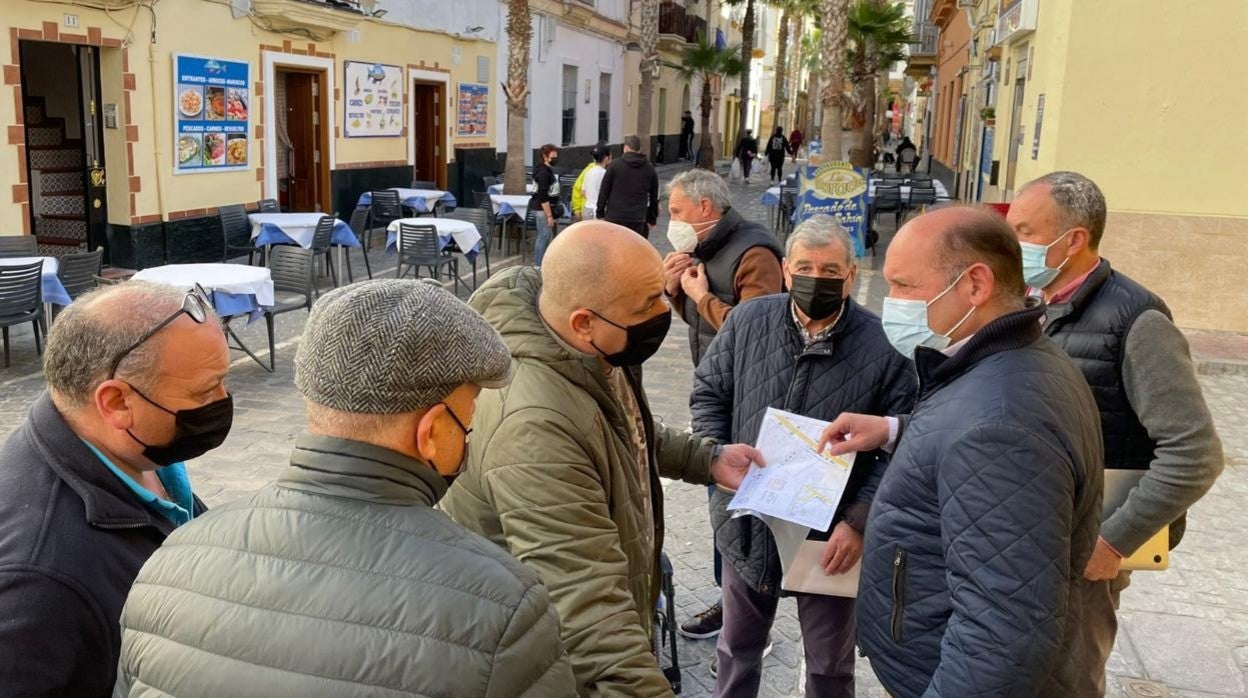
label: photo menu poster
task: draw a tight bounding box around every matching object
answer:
[457,83,488,136]
[345,61,403,138]
[173,54,249,174]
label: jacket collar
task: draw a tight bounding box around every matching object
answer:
[914,297,1046,392]
[785,295,859,353]
[693,207,743,261]
[26,391,175,533]
[1045,258,1111,328]
[279,433,447,507]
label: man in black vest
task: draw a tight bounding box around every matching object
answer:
[662,168,784,641]
[1008,171,1224,693]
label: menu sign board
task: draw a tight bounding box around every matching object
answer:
[344,61,403,138]
[456,83,488,136]
[173,54,250,174]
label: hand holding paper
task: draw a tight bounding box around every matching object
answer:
[711,443,767,492]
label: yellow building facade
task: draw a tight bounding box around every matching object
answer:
[984,0,1248,332]
[2,0,496,267]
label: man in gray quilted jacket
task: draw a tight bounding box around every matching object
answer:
[116,280,576,697]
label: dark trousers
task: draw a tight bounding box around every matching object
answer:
[714,563,856,698]
[605,218,649,238]
[708,485,722,587]
[739,155,754,181]
[1080,570,1131,695]
[769,158,784,182]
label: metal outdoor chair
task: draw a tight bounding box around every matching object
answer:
[0,236,38,258]
[482,175,500,190]
[344,207,373,282]
[906,186,939,219]
[475,190,506,252]
[261,246,315,371]
[907,174,933,188]
[879,170,904,184]
[777,185,799,243]
[897,149,918,174]
[445,207,492,286]
[396,222,459,293]
[871,184,904,231]
[53,248,104,321]
[367,190,404,253]
[258,198,280,213]
[515,209,542,263]
[0,260,44,367]
[220,204,263,265]
[309,215,338,293]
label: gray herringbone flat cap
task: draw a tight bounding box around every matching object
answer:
[295,279,512,414]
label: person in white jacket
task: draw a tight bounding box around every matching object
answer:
[580,146,611,220]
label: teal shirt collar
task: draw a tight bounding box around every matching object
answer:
[81,440,196,527]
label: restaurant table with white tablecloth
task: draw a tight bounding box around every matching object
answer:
[0,256,71,306]
[486,183,537,195]
[385,218,482,262]
[247,213,360,249]
[355,188,457,213]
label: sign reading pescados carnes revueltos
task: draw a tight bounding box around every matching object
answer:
[173,54,250,174]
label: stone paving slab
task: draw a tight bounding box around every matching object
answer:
[0,170,1245,696]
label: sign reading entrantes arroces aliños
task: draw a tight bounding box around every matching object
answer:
[173,54,250,174]
[796,162,870,257]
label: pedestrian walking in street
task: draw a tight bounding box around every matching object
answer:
[0,281,229,696]
[660,169,784,643]
[894,136,917,173]
[116,280,577,697]
[788,126,804,163]
[764,126,789,183]
[577,145,611,220]
[570,147,602,220]
[1008,171,1224,694]
[734,129,759,183]
[597,134,660,237]
[530,143,561,267]
[681,110,696,160]
[694,216,917,696]
[442,221,765,696]
[821,206,1106,696]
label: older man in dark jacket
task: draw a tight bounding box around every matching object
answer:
[821,206,1105,696]
[693,215,916,697]
[0,282,226,696]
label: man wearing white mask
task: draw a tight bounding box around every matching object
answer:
[818,206,1107,696]
[1009,171,1223,693]
[661,168,783,641]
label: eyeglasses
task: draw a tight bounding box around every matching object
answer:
[107,284,213,379]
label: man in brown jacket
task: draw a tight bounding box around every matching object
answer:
[661,168,784,640]
[443,221,765,696]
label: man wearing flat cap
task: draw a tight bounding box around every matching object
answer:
[115,280,577,697]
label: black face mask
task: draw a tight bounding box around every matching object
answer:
[789,275,846,321]
[589,309,672,367]
[127,388,234,467]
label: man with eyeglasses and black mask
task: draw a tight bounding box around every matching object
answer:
[443,220,766,697]
[692,215,916,696]
[117,279,577,696]
[0,281,229,696]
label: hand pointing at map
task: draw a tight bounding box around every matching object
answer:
[817,413,891,456]
[710,444,767,492]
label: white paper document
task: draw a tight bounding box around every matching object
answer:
[727,407,856,532]
[746,514,861,598]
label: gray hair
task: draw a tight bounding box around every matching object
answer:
[1022,171,1107,248]
[43,281,215,409]
[666,169,732,213]
[785,215,854,266]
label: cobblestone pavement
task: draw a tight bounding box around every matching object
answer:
[2,163,1247,697]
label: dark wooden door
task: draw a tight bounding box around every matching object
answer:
[284,71,322,212]
[78,46,108,254]
[412,82,442,187]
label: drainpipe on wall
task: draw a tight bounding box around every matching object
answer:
[144,7,170,247]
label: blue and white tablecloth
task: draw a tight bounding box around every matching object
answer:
[762,178,951,207]
[131,263,274,322]
[385,217,482,263]
[356,188,457,213]
[0,256,72,306]
[248,213,360,249]
[486,183,537,195]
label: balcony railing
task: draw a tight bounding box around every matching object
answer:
[658,2,707,44]
[910,22,939,57]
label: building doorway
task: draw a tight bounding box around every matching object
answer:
[411,81,446,188]
[1004,77,1026,195]
[277,68,330,212]
[19,41,107,256]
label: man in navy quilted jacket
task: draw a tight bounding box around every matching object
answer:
[819,206,1106,696]
[692,215,916,697]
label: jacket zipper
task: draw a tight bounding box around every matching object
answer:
[891,548,907,642]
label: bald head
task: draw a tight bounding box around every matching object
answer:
[893,206,1025,300]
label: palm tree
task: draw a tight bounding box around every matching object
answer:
[724,0,758,142]
[818,0,850,157]
[771,4,791,127]
[847,0,911,167]
[665,37,745,169]
[635,0,660,156]
[772,0,817,128]
[502,0,531,194]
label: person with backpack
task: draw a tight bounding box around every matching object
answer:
[764,126,789,183]
[734,129,759,184]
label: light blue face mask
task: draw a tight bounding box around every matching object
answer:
[1020,229,1073,289]
[882,269,976,359]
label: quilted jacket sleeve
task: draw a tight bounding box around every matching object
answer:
[846,357,919,527]
[926,423,1075,697]
[689,309,738,443]
[482,408,674,698]
[486,581,578,697]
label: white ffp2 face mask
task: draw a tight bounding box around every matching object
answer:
[881,269,976,359]
[666,219,718,254]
